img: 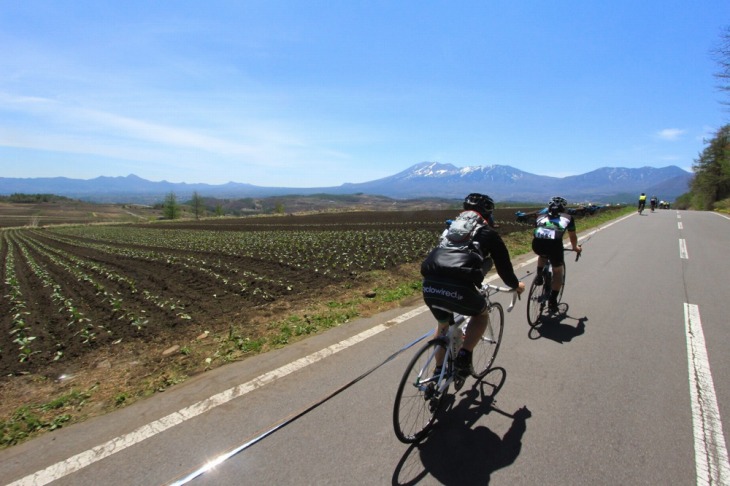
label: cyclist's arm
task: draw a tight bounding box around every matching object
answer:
[568,229,581,252]
[479,229,520,289]
[566,215,581,252]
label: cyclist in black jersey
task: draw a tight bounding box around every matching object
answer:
[421,193,525,380]
[531,196,581,312]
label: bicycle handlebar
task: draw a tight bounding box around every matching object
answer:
[563,247,582,262]
[482,284,520,312]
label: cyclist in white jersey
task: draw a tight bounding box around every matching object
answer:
[531,196,582,312]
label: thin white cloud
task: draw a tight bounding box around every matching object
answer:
[1,93,261,156]
[0,93,53,105]
[78,109,259,156]
[0,91,351,175]
[656,128,686,141]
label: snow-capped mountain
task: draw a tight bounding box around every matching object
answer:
[0,162,692,204]
[336,162,690,202]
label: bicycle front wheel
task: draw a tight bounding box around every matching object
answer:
[472,302,504,378]
[393,341,445,443]
[526,277,545,326]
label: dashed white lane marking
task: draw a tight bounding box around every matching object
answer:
[8,307,430,486]
[683,303,730,485]
[680,239,689,259]
[678,222,683,230]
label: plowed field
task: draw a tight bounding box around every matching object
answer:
[0,209,533,378]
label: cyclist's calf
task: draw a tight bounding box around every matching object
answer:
[550,264,565,291]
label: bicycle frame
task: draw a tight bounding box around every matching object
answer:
[416,284,517,394]
[527,248,580,326]
[393,284,517,443]
[420,325,459,395]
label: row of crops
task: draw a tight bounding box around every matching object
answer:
[0,221,447,375]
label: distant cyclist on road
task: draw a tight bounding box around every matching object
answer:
[531,196,582,313]
[421,193,525,382]
[650,195,658,212]
[638,193,647,214]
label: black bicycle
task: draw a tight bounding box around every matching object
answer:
[392,284,518,443]
[526,249,581,327]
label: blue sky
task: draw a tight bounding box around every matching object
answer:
[1,1,729,187]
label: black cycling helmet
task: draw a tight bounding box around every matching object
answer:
[548,196,567,214]
[463,193,495,216]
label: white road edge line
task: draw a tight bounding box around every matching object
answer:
[8,213,628,485]
[8,308,430,486]
[683,303,730,485]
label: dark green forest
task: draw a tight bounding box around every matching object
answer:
[0,194,73,203]
[676,124,730,211]
[676,27,730,212]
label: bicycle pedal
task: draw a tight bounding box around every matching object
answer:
[422,382,438,400]
[453,376,466,391]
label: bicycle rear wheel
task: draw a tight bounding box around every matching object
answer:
[526,277,545,326]
[393,341,445,443]
[472,302,504,378]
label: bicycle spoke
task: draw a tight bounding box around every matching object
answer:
[527,278,543,327]
[472,302,504,378]
[393,341,445,443]
[557,263,566,303]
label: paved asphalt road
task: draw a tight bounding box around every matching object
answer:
[1,209,728,486]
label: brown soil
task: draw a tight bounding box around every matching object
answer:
[0,208,535,447]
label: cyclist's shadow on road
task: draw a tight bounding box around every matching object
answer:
[529,303,588,344]
[392,368,532,486]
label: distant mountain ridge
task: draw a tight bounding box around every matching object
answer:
[0,163,693,204]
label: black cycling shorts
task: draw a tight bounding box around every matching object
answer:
[532,238,565,267]
[422,278,487,322]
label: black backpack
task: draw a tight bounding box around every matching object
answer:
[421,211,492,285]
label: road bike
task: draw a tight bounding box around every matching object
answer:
[392,284,518,444]
[526,249,581,327]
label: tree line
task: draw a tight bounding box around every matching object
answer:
[678,27,730,211]
[160,191,221,220]
[160,191,291,220]
[0,194,73,203]
[678,124,730,210]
